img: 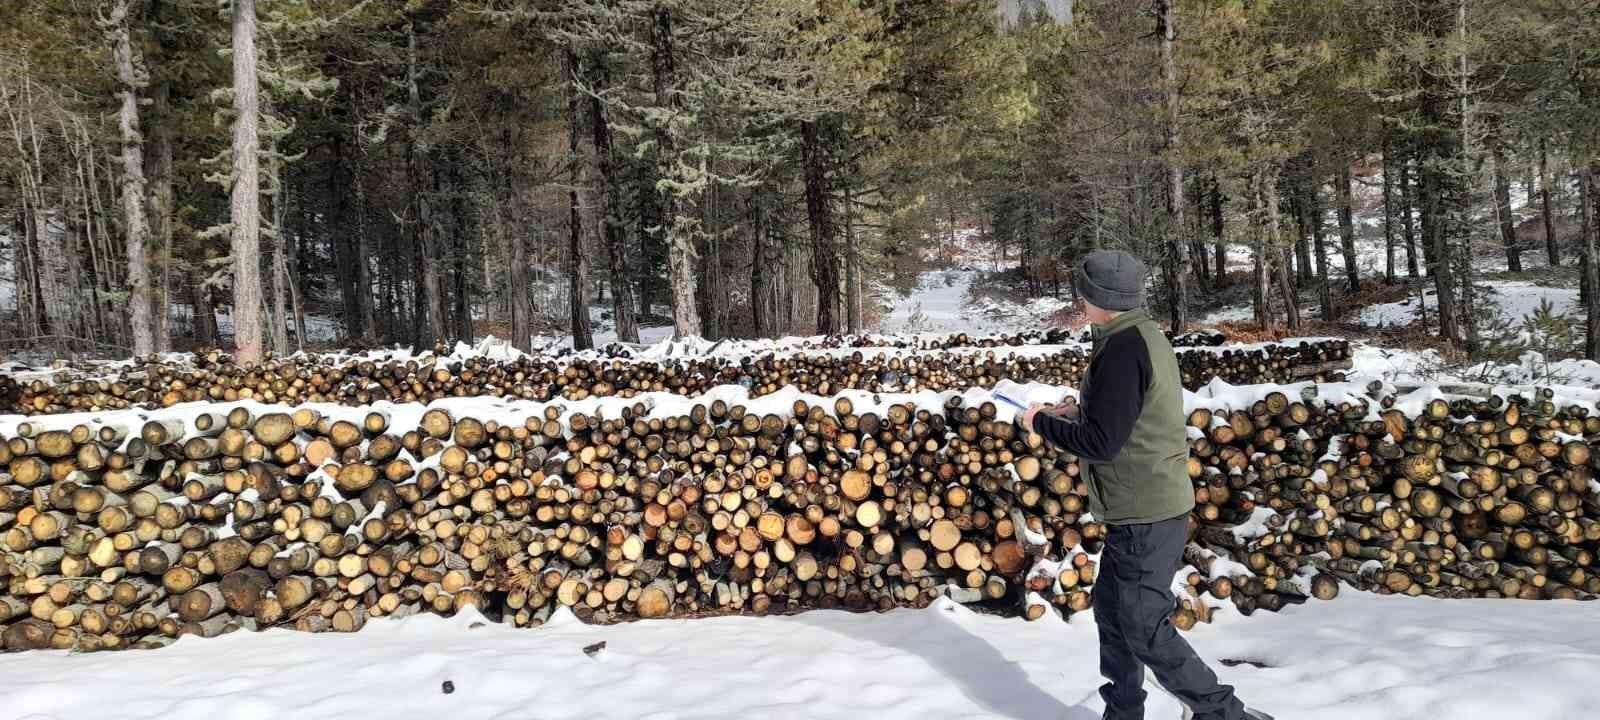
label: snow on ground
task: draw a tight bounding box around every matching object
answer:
[879,269,1071,336]
[528,303,677,352]
[1199,304,1255,325]
[6,592,1600,720]
[1358,281,1579,330]
[881,269,983,334]
[174,305,342,344]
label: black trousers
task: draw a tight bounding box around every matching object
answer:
[1094,515,1245,720]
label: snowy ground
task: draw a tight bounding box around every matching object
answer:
[6,592,1600,720]
[1357,281,1580,331]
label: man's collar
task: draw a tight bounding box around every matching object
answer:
[1090,308,1148,340]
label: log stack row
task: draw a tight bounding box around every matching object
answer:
[1179,384,1600,612]
[4,372,1596,653]
[0,339,1350,416]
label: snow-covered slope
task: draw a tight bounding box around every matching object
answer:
[1359,281,1579,330]
[5,592,1598,720]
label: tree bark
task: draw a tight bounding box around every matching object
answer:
[586,63,638,344]
[111,0,157,357]
[1493,145,1520,273]
[1539,140,1559,267]
[1584,164,1600,360]
[845,182,862,334]
[357,170,376,340]
[561,55,589,352]
[750,189,781,338]
[228,0,264,361]
[1337,160,1360,293]
[1211,174,1226,284]
[802,120,839,335]
[1158,0,1188,331]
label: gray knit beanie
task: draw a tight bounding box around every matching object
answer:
[1073,250,1147,311]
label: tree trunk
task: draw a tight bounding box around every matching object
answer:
[188,276,218,348]
[1583,170,1592,309]
[1211,174,1226,284]
[1266,170,1299,332]
[1308,180,1333,320]
[1493,145,1520,273]
[111,0,157,357]
[406,22,446,348]
[1539,141,1559,267]
[1292,187,1312,287]
[332,131,362,342]
[750,188,782,338]
[1584,165,1600,360]
[1382,138,1397,283]
[228,0,264,362]
[148,77,174,352]
[1417,10,1461,346]
[561,54,590,352]
[268,155,290,355]
[845,183,862,334]
[649,7,702,340]
[1337,161,1360,293]
[1158,0,1188,331]
[1251,169,1273,333]
[586,65,638,344]
[802,120,839,335]
[1190,178,1211,288]
[698,168,724,340]
[1400,152,1419,277]
[509,224,531,352]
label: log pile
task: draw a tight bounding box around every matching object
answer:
[3,374,1596,652]
[0,339,1350,416]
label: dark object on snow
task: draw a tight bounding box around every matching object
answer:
[583,641,606,657]
[1170,329,1227,347]
[441,680,455,695]
[1073,249,1147,311]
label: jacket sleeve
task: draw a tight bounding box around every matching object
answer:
[1028,330,1151,462]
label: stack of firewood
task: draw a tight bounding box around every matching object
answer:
[4,361,1592,654]
[0,339,1350,416]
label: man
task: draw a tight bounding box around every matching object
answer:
[1018,250,1270,720]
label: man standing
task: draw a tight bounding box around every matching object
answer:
[1019,250,1269,720]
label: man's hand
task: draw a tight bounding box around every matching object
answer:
[1022,399,1079,430]
[1021,403,1044,431]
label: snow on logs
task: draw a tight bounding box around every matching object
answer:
[5,369,1599,652]
[0,339,1350,416]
